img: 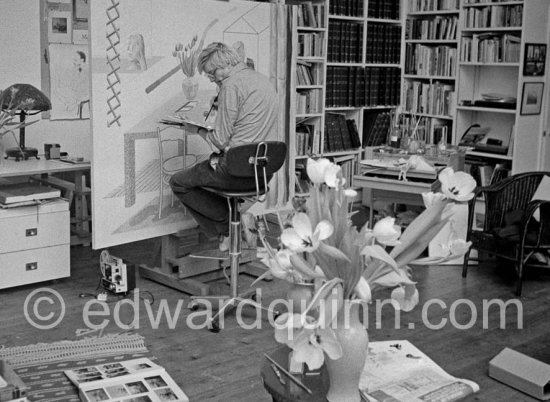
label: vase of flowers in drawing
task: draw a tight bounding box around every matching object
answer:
[174,35,204,100]
[256,158,475,402]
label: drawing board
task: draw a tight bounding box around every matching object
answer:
[89,0,274,248]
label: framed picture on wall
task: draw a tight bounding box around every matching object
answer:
[74,0,90,21]
[523,43,546,76]
[520,82,544,115]
[48,10,72,43]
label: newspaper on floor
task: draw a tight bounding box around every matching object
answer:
[360,340,479,402]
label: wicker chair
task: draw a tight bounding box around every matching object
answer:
[462,171,550,296]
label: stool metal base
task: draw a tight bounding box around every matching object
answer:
[188,288,275,332]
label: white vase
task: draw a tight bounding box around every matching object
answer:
[325,302,369,402]
[182,76,199,100]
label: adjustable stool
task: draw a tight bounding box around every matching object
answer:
[187,141,287,332]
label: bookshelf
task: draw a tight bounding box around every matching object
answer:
[402,0,460,146]
[454,0,549,176]
[326,0,402,190]
[290,0,329,196]
[288,0,403,198]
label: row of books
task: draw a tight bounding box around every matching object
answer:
[362,110,392,147]
[296,88,322,115]
[325,66,401,108]
[295,60,323,86]
[405,15,458,41]
[327,20,363,64]
[365,23,401,64]
[460,33,520,63]
[408,0,459,12]
[329,0,363,17]
[366,0,400,20]
[296,1,325,28]
[324,113,361,152]
[295,123,320,155]
[297,32,324,58]
[463,4,523,29]
[405,44,457,77]
[402,80,456,117]
[463,0,518,4]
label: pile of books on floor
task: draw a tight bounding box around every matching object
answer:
[0,360,28,402]
[0,183,60,209]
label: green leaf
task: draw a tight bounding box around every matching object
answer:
[289,254,325,279]
[394,218,449,268]
[390,201,447,259]
[317,242,351,263]
[362,244,398,270]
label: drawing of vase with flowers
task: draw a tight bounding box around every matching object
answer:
[173,35,202,100]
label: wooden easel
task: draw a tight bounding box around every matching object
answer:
[138,227,267,296]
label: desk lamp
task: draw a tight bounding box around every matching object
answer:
[0,83,51,161]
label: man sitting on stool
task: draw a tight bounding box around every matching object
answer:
[169,42,279,251]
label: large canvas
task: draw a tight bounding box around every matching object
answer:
[90,0,274,248]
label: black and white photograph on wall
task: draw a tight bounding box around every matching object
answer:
[520,82,544,115]
[48,9,72,43]
[523,43,546,76]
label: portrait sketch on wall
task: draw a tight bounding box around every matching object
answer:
[49,43,90,120]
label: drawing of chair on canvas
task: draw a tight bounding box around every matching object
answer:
[157,126,197,218]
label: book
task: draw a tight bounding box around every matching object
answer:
[0,183,61,204]
[64,357,189,402]
[360,340,479,402]
[0,360,27,402]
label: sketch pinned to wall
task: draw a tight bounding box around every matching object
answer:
[49,44,90,120]
[90,0,275,249]
[74,0,90,21]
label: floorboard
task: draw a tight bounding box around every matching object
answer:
[1,234,550,401]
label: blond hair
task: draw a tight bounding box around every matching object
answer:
[197,42,241,74]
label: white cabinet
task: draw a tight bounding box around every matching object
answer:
[0,200,70,289]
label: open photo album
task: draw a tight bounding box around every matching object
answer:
[64,358,189,402]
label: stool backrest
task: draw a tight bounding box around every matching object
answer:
[225,141,287,178]
[226,141,287,200]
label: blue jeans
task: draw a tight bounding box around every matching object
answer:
[169,153,262,238]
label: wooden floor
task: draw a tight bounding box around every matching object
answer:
[1,236,550,401]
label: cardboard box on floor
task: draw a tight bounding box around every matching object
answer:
[489,348,550,400]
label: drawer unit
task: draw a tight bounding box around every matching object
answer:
[0,200,70,289]
[0,245,70,289]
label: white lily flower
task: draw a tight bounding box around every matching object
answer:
[307,158,332,184]
[261,249,298,281]
[391,285,419,312]
[354,276,372,303]
[422,191,447,208]
[274,312,342,370]
[281,213,334,252]
[441,238,472,257]
[344,188,358,198]
[372,217,401,246]
[324,163,345,188]
[438,167,476,202]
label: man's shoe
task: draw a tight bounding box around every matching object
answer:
[219,235,230,252]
